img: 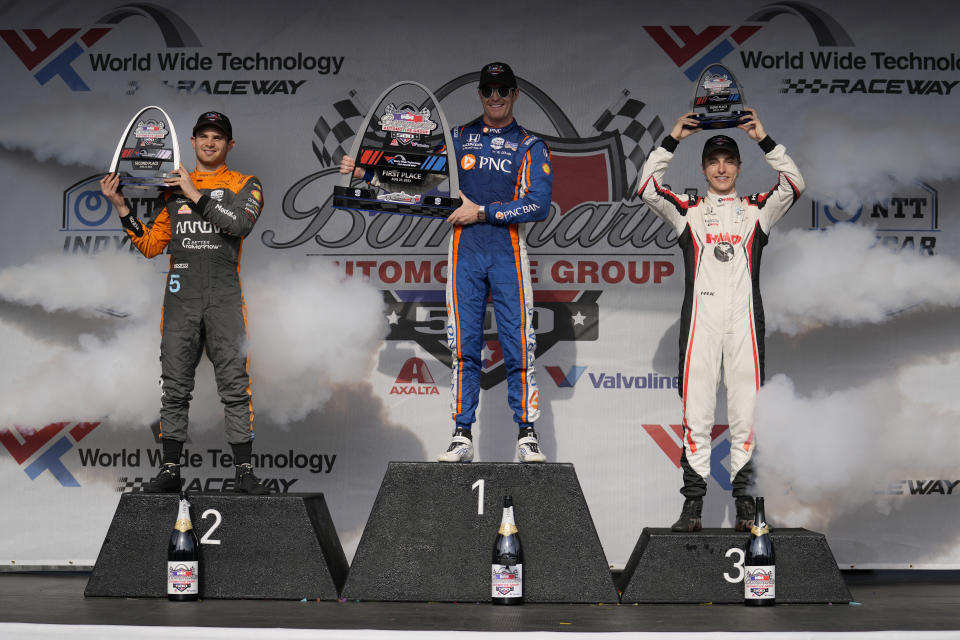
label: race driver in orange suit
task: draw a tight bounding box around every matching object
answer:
[100,111,268,494]
[638,108,804,531]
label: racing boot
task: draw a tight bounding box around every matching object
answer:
[437,427,474,462]
[734,495,756,531]
[235,463,269,495]
[143,462,181,493]
[517,426,546,463]
[670,498,703,532]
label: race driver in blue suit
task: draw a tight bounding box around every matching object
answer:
[341,61,553,463]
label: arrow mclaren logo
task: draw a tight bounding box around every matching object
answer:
[0,4,200,91]
[644,2,854,81]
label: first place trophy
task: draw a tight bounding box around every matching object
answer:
[107,105,180,198]
[685,63,749,130]
[333,81,461,218]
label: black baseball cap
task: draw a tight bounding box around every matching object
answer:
[702,134,739,163]
[478,61,517,89]
[192,111,232,139]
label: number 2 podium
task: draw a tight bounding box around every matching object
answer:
[341,462,619,603]
[85,493,347,600]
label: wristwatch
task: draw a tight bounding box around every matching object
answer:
[477,205,486,222]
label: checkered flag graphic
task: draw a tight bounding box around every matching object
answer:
[780,79,830,94]
[312,90,366,167]
[117,476,148,493]
[593,89,665,199]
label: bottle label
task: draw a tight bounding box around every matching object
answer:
[168,561,199,595]
[744,564,775,600]
[498,522,518,536]
[750,523,769,536]
[491,563,523,598]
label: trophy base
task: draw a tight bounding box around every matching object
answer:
[333,186,460,219]
[684,112,748,130]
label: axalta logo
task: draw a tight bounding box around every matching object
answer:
[0,4,200,91]
[0,422,100,487]
[644,2,853,81]
[642,423,733,488]
[390,357,439,396]
[461,154,476,170]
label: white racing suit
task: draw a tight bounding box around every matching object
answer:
[638,135,804,497]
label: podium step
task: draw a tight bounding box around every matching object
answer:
[85,493,347,600]
[618,527,852,603]
[342,462,618,603]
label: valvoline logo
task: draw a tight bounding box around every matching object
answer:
[643,424,733,489]
[545,365,587,388]
[0,4,200,91]
[644,1,854,81]
[0,422,100,486]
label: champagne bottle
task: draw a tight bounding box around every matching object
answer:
[491,495,523,605]
[167,491,200,601]
[743,496,775,606]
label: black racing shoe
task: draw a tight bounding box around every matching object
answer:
[235,463,269,495]
[670,498,703,532]
[143,463,181,493]
[735,496,756,531]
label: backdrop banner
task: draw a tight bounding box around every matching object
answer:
[1,1,958,570]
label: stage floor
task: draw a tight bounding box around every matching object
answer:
[1,572,958,635]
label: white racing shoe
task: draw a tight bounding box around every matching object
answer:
[437,428,474,462]
[517,427,546,463]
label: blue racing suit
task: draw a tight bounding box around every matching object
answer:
[445,118,553,429]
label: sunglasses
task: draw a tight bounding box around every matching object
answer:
[480,86,514,98]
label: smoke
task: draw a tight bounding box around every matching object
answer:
[758,97,960,206]
[244,259,387,424]
[754,358,960,528]
[762,223,960,335]
[0,252,385,429]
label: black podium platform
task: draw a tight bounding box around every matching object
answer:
[618,527,852,603]
[341,462,618,603]
[85,493,347,600]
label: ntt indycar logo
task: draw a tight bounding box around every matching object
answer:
[545,365,678,390]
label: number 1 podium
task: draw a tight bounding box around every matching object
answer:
[341,462,619,603]
[85,493,347,600]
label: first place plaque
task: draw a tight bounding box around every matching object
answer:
[333,81,461,218]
